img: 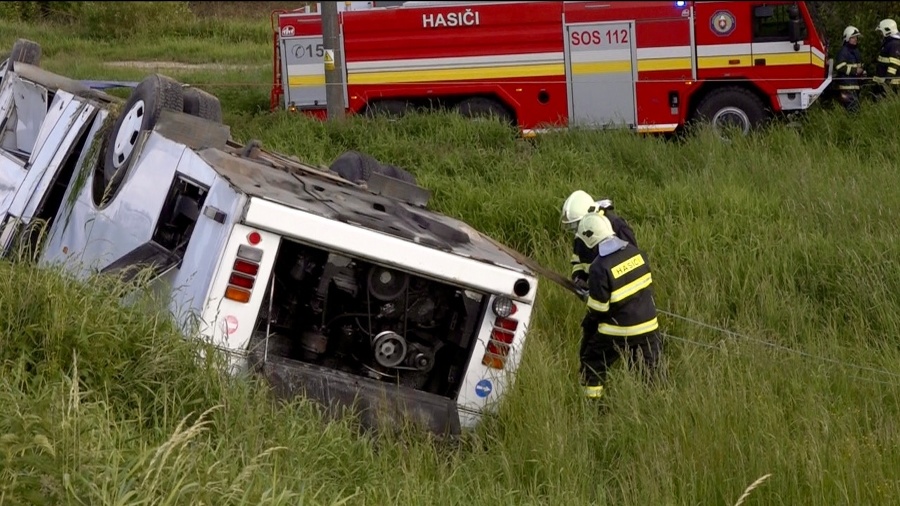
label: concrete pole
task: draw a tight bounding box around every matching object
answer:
[321,1,346,120]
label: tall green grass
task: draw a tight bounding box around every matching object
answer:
[4,11,900,506]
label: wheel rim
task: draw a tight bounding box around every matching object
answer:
[112,100,146,170]
[711,106,750,136]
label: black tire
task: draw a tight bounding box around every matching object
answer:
[8,39,41,70]
[693,87,768,136]
[453,97,514,124]
[102,74,184,192]
[183,87,223,123]
[329,150,418,186]
[362,99,411,119]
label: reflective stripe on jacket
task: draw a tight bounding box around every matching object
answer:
[835,43,863,90]
[586,241,658,337]
[875,36,900,85]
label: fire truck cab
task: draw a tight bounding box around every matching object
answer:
[271,1,832,136]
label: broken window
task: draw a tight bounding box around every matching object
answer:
[152,173,209,258]
[100,173,209,282]
[0,78,48,162]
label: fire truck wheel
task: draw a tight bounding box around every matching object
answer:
[182,87,223,123]
[102,74,185,191]
[694,87,767,136]
[8,39,41,70]
[362,100,410,118]
[453,97,514,125]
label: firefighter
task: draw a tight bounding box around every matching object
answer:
[578,213,662,399]
[834,26,865,113]
[560,190,638,294]
[874,19,900,95]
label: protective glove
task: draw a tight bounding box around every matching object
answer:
[577,287,589,302]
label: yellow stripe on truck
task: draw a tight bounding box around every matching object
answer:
[755,51,811,66]
[698,55,751,69]
[347,63,564,85]
[571,60,631,75]
[698,52,822,70]
[637,57,692,72]
[293,49,823,87]
[288,75,326,87]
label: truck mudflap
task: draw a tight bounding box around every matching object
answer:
[247,339,462,436]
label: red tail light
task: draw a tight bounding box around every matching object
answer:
[233,259,259,276]
[224,242,263,304]
[482,298,520,369]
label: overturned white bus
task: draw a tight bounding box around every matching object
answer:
[0,39,540,435]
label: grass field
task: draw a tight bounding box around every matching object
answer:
[4,5,900,505]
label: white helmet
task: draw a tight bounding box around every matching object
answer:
[560,190,595,231]
[877,19,898,38]
[575,213,615,249]
[843,26,861,43]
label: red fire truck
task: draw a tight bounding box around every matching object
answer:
[270,1,833,136]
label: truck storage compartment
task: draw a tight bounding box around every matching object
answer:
[247,237,489,410]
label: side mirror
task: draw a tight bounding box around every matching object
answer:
[788,19,801,46]
[787,4,800,21]
[787,4,801,49]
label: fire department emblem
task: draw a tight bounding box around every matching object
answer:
[281,25,295,37]
[710,10,735,37]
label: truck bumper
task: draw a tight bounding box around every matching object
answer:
[775,58,834,111]
[248,343,463,436]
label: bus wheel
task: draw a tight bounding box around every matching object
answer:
[8,39,41,70]
[183,87,223,123]
[102,74,184,191]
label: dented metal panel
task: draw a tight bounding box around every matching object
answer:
[39,109,111,274]
[195,147,532,276]
[9,78,48,155]
[0,153,25,223]
[165,150,247,333]
[41,129,187,276]
[12,62,119,105]
[28,90,77,166]
[15,99,96,224]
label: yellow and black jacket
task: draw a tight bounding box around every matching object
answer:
[584,238,658,338]
[875,36,900,86]
[570,209,638,284]
[835,42,863,91]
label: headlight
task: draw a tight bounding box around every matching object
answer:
[492,296,514,318]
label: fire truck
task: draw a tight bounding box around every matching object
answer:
[271,1,833,136]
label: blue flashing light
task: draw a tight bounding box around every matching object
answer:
[675,1,686,7]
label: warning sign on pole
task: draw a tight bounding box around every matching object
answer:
[324,49,335,71]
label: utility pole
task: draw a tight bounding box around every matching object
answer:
[321,1,346,120]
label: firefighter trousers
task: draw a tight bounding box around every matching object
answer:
[838,89,860,114]
[579,328,663,388]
